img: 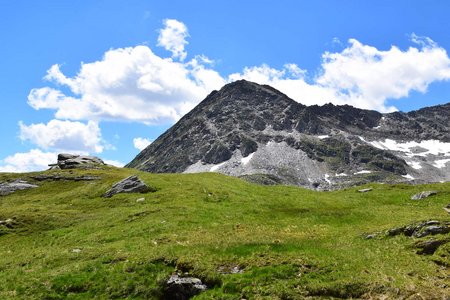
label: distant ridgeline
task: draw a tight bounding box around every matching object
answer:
[127,80,450,190]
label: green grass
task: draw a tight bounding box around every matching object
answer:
[0,167,449,299]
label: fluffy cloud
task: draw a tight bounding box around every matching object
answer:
[0,149,57,173]
[30,45,224,123]
[157,19,189,61]
[316,37,450,111]
[19,119,104,153]
[133,137,152,151]
[231,36,450,112]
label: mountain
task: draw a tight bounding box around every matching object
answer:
[127,80,450,189]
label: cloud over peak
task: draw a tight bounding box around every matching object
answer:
[157,19,189,61]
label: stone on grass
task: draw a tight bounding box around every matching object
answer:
[0,179,38,196]
[163,274,207,299]
[415,238,449,255]
[358,188,372,193]
[136,197,145,203]
[410,190,437,200]
[104,175,155,198]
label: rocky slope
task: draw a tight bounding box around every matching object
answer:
[127,80,450,189]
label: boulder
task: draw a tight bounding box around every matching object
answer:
[163,274,207,300]
[410,190,438,200]
[104,175,155,198]
[49,153,106,170]
[0,179,38,196]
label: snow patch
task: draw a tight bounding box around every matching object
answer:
[434,159,450,168]
[402,174,414,180]
[367,139,450,157]
[317,135,329,139]
[241,152,255,165]
[354,170,372,174]
[406,160,422,170]
[324,174,331,184]
[210,161,227,172]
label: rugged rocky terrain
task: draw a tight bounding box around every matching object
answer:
[127,80,450,189]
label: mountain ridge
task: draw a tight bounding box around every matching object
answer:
[127,80,450,189]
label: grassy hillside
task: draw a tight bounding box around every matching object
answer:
[0,167,449,299]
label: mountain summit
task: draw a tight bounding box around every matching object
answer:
[127,80,450,189]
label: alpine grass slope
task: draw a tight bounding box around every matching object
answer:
[0,166,449,298]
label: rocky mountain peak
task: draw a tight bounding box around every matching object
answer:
[127,81,450,190]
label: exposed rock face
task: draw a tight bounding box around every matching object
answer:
[163,274,207,300]
[104,175,155,198]
[127,80,450,189]
[49,153,105,170]
[0,179,38,196]
[410,190,438,200]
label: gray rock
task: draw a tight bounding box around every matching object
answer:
[163,274,207,299]
[415,238,449,255]
[413,225,450,238]
[386,220,450,238]
[411,190,438,200]
[50,153,106,170]
[0,179,38,196]
[358,188,373,193]
[104,175,155,198]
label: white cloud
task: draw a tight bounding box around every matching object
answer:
[104,159,125,167]
[133,137,152,151]
[157,19,189,61]
[27,23,450,129]
[230,36,450,112]
[30,45,225,123]
[19,119,104,153]
[0,149,57,173]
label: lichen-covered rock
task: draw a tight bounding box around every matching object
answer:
[163,274,207,300]
[104,175,155,198]
[0,179,38,196]
[411,190,438,200]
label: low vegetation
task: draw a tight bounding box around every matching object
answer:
[0,167,449,299]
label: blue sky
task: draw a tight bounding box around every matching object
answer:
[1,0,450,172]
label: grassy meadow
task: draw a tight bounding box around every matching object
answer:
[0,166,449,299]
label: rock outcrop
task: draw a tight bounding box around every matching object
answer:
[49,153,105,170]
[104,175,155,198]
[410,190,438,200]
[0,179,38,196]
